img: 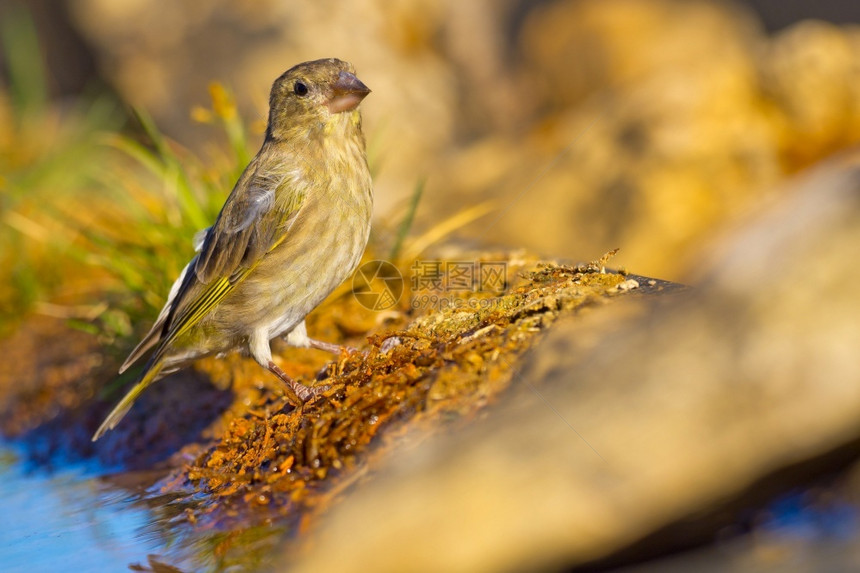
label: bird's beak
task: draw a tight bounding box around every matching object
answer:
[327,71,371,114]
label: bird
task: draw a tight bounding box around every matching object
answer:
[93,58,373,441]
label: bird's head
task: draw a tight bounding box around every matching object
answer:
[266,58,371,141]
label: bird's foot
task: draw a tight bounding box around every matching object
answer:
[314,345,373,381]
[267,360,329,403]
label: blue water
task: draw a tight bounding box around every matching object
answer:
[0,447,157,573]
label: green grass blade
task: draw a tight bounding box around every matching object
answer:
[389,178,425,261]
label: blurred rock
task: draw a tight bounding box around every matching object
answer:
[518,0,762,111]
[437,0,860,279]
[438,54,784,277]
[759,19,860,167]
[284,153,860,572]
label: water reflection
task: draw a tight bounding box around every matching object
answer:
[0,445,287,572]
[0,446,157,571]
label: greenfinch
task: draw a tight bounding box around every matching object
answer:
[93,58,372,440]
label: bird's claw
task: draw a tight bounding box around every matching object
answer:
[267,360,329,405]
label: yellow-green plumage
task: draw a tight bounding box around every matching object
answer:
[93,59,373,440]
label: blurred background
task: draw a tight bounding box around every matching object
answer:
[5,0,860,292]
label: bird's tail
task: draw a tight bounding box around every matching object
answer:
[92,359,165,441]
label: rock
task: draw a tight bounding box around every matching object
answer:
[435,1,860,279]
[284,154,860,572]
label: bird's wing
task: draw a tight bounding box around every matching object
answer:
[121,150,309,370]
[195,159,296,284]
[165,154,307,336]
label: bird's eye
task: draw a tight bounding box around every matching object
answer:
[293,81,308,96]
